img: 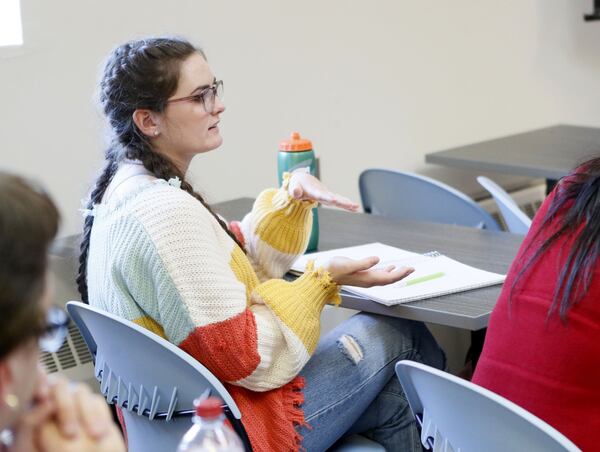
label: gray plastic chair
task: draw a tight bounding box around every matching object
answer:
[66,301,250,452]
[359,169,501,230]
[395,360,581,452]
[477,176,532,234]
[67,301,383,452]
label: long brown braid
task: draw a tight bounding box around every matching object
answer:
[77,37,243,303]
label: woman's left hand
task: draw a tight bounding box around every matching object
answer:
[288,170,359,212]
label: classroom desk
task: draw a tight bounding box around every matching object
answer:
[215,198,524,332]
[425,125,600,191]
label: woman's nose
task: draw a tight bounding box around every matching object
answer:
[213,95,225,114]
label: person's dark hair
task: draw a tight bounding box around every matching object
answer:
[511,157,600,321]
[0,173,59,359]
[77,37,243,303]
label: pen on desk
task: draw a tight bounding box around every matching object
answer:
[398,271,445,287]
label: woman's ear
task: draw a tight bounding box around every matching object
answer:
[132,109,162,138]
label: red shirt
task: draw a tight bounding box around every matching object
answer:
[473,185,600,451]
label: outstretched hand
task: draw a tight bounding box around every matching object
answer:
[288,171,359,212]
[325,256,414,287]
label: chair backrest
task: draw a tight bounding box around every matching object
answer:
[66,301,247,452]
[395,360,581,452]
[477,176,532,234]
[359,169,501,231]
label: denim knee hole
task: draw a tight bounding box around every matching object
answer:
[337,334,364,364]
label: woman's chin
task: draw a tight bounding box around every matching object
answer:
[196,138,223,154]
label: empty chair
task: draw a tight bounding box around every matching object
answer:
[66,301,251,452]
[359,169,501,230]
[395,360,580,452]
[477,176,532,234]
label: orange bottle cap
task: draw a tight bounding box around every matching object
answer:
[279,131,313,152]
[195,396,223,418]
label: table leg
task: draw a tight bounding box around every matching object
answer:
[546,179,558,195]
[470,328,487,370]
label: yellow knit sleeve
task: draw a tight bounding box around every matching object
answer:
[240,174,317,279]
[252,262,341,354]
[253,188,315,255]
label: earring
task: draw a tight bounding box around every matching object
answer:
[4,394,19,410]
[153,130,160,137]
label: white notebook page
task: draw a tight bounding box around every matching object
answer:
[291,242,506,306]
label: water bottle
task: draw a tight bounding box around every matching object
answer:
[177,396,244,452]
[278,131,319,251]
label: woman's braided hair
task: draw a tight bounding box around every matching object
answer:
[77,37,243,303]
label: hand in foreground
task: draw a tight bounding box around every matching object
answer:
[7,372,124,452]
[37,418,124,452]
[325,256,414,287]
[8,396,53,452]
[36,378,125,452]
[288,170,359,212]
[7,366,52,452]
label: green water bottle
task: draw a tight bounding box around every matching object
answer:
[278,131,319,252]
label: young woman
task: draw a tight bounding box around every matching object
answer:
[0,172,124,452]
[80,36,445,451]
[473,160,600,451]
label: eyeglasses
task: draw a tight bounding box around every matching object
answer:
[37,307,69,353]
[166,80,224,114]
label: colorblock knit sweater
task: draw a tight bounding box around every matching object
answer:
[87,174,340,452]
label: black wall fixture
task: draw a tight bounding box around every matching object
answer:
[585,0,600,20]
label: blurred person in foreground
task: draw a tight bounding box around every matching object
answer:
[0,172,124,451]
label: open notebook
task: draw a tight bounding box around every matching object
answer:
[290,243,506,306]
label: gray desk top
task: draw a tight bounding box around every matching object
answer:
[425,124,600,180]
[215,198,524,331]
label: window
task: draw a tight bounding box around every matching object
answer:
[0,0,23,47]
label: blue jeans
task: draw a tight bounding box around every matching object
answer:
[298,313,445,451]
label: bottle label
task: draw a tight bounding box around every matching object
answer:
[286,158,314,173]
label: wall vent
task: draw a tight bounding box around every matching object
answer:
[40,323,92,372]
[40,322,95,383]
[44,237,97,387]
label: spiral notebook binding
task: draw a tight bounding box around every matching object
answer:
[423,251,442,258]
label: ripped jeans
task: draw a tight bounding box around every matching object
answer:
[298,313,445,451]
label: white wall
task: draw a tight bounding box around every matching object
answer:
[2,0,600,235]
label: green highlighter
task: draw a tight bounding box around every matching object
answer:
[400,271,445,287]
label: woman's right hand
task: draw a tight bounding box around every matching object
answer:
[325,256,414,287]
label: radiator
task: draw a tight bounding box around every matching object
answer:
[42,237,97,387]
[39,323,93,380]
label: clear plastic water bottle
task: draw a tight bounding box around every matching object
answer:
[278,131,319,251]
[177,396,244,452]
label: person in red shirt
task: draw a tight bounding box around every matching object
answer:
[473,160,600,451]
